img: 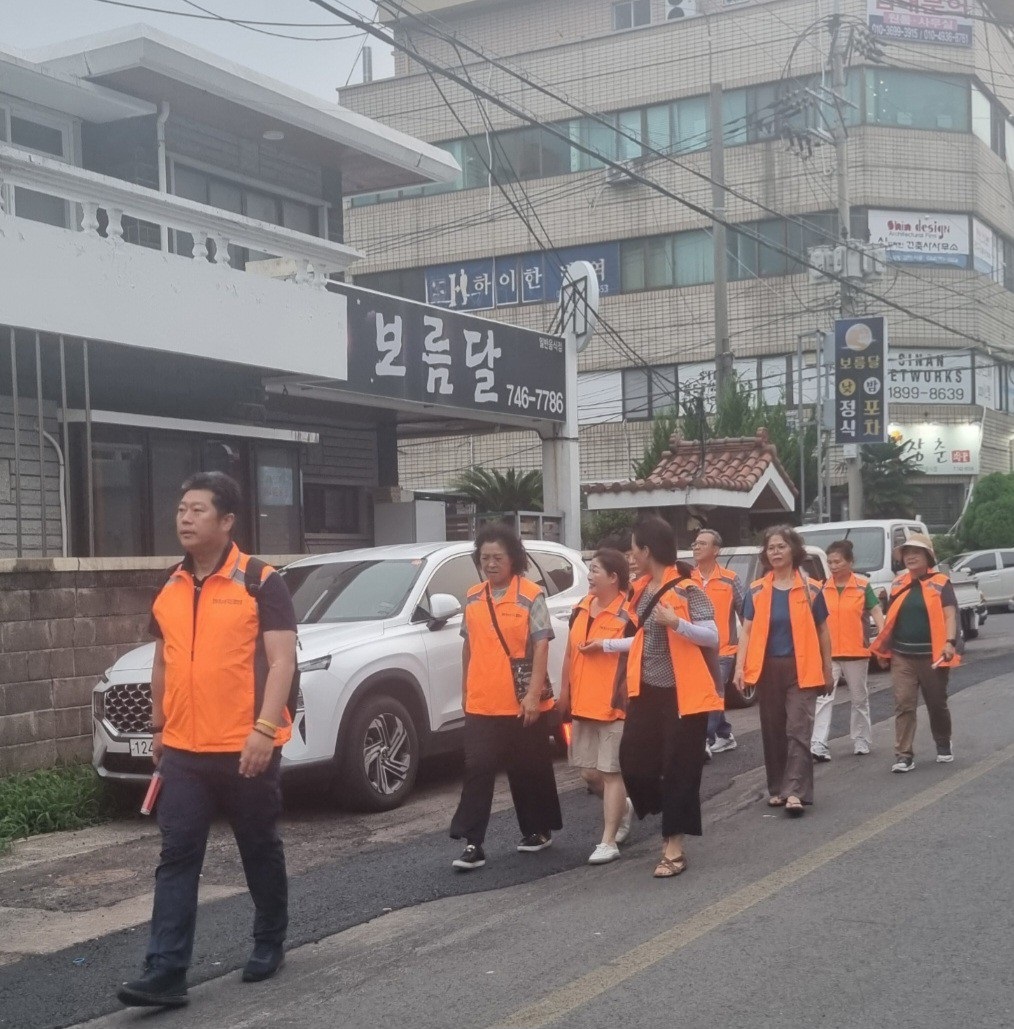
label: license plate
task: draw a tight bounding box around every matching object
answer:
[129,738,154,758]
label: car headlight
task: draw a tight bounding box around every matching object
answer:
[298,655,331,673]
[92,691,104,721]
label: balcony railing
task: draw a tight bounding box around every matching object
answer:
[0,143,361,284]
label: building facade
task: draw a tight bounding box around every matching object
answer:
[341,0,1014,531]
[1,26,460,558]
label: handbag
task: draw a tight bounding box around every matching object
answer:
[485,587,554,704]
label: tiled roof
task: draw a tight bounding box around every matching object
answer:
[585,428,798,496]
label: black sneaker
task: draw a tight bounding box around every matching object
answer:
[891,755,915,773]
[117,966,188,1008]
[517,833,552,852]
[936,743,954,763]
[452,844,486,870]
[242,941,285,982]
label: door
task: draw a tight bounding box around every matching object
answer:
[419,554,480,726]
[998,551,1014,607]
[962,551,1001,603]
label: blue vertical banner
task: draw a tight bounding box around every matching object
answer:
[834,316,888,444]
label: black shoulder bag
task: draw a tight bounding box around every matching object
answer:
[485,586,553,703]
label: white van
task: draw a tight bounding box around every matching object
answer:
[796,519,928,602]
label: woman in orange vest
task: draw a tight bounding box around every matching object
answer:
[810,539,885,761]
[733,525,832,816]
[557,549,636,865]
[869,533,960,773]
[614,516,723,878]
[449,525,562,872]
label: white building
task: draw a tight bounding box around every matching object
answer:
[341,0,1014,532]
[1,26,576,557]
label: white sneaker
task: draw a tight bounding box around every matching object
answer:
[704,742,712,761]
[853,741,870,756]
[588,843,621,865]
[811,742,831,762]
[615,798,634,844]
[711,734,737,754]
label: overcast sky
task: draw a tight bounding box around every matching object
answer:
[7,0,395,99]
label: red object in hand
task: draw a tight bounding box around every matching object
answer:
[561,721,573,747]
[140,771,163,816]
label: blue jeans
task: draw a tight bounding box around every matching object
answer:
[707,656,735,743]
[145,747,287,972]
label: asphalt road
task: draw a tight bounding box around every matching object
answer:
[2,614,1012,1029]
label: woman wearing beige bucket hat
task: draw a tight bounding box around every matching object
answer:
[870,533,961,772]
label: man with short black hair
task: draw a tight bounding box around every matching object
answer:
[690,529,745,754]
[117,472,297,1008]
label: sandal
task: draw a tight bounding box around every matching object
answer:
[785,798,805,817]
[767,796,786,807]
[653,854,688,878]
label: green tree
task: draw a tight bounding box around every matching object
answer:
[961,472,1014,548]
[632,405,681,479]
[857,438,923,518]
[451,466,543,512]
[582,509,638,550]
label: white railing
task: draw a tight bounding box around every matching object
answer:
[0,143,362,286]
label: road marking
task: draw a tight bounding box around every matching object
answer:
[491,741,1014,1029]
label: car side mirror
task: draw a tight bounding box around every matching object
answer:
[427,593,461,630]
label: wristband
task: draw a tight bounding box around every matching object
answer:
[253,726,275,739]
[255,718,280,733]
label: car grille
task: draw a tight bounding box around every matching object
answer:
[104,682,153,735]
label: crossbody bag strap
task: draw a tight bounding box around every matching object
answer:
[485,583,519,659]
[637,579,680,626]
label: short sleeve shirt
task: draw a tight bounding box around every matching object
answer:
[459,585,554,643]
[743,583,828,658]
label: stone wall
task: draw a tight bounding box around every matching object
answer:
[0,555,298,777]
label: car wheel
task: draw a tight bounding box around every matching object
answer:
[337,694,419,812]
[961,608,979,641]
[725,679,757,709]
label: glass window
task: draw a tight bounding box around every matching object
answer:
[423,555,480,607]
[578,116,616,169]
[540,127,572,177]
[622,367,651,419]
[727,228,759,280]
[972,83,992,146]
[722,90,749,145]
[865,69,968,132]
[244,190,279,224]
[963,553,998,573]
[530,551,576,595]
[282,199,317,236]
[150,438,197,555]
[757,219,787,276]
[289,559,423,623]
[255,446,300,554]
[13,189,66,227]
[1001,551,1014,569]
[620,239,647,291]
[617,108,644,161]
[645,236,675,289]
[645,103,673,153]
[797,527,885,574]
[613,0,650,29]
[653,365,678,411]
[10,116,64,156]
[675,229,713,285]
[304,483,361,534]
[675,96,708,153]
[92,441,148,557]
[748,83,779,142]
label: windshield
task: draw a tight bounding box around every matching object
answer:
[280,559,424,623]
[797,527,885,575]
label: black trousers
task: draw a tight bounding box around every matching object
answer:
[620,688,709,838]
[449,712,562,846]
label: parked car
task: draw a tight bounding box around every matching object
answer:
[92,541,588,811]
[676,543,831,709]
[950,549,1014,611]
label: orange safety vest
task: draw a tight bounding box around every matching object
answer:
[691,564,741,657]
[463,576,554,717]
[822,573,873,659]
[152,543,292,752]
[625,570,723,716]
[566,593,636,721]
[743,572,826,689]
[870,571,961,667]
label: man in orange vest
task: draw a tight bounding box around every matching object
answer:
[690,529,745,756]
[117,472,297,1009]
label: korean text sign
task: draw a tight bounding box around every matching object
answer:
[336,283,567,423]
[834,317,888,444]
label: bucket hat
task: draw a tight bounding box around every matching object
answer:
[894,531,936,566]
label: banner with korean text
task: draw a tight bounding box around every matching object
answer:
[834,317,888,444]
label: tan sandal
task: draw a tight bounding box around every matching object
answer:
[768,796,786,807]
[653,854,687,878]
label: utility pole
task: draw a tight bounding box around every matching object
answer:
[710,82,731,400]
[831,1,864,519]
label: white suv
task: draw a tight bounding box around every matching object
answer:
[91,541,588,811]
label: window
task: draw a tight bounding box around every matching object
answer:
[4,109,72,227]
[613,0,651,30]
[963,553,998,574]
[675,230,713,285]
[531,551,576,595]
[727,228,759,280]
[424,555,480,607]
[354,268,426,302]
[674,96,708,153]
[303,483,361,535]
[865,69,968,132]
[622,365,677,420]
[1001,551,1014,569]
[10,116,64,156]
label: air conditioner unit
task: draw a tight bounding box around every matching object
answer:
[666,0,699,19]
[604,160,638,186]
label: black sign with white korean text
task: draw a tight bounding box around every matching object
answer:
[834,317,888,445]
[335,283,566,422]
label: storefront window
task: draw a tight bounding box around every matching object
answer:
[865,69,968,131]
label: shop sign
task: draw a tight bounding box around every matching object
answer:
[868,0,972,48]
[888,421,981,474]
[834,317,888,444]
[868,210,969,267]
[337,283,566,423]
